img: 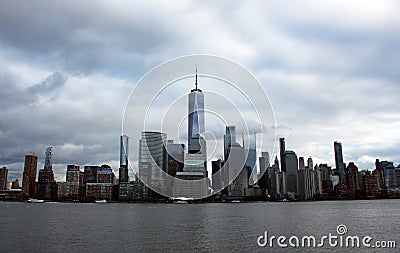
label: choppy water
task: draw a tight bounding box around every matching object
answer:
[0,200,399,252]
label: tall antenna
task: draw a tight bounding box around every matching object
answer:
[195,66,198,90]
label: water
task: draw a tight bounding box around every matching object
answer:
[0,200,399,252]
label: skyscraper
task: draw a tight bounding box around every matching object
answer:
[245,132,257,185]
[139,131,168,191]
[211,158,223,192]
[120,135,129,169]
[380,161,397,189]
[0,167,8,190]
[284,150,298,197]
[37,147,57,200]
[224,126,236,161]
[119,135,130,200]
[44,147,53,170]
[174,69,209,199]
[226,143,248,197]
[334,141,345,184]
[188,68,205,154]
[66,165,82,200]
[22,153,38,198]
[279,138,286,172]
[258,151,270,191]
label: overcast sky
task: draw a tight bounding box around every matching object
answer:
[1,0,399,182]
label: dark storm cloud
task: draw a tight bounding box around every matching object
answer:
[0,1,179,77]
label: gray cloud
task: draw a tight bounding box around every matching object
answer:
[0,0,399,181]
[27,72,67,94]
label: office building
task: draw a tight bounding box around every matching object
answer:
[297,166,314,200]
[346,162,359,198]
[334,141,346,184]
[188,68,205,155]
[22,153,38,198]
[279,138,286,172]
[284,150,298,198]
[224,126,236,161]
[37,147,57,200]
[0,167,8,190]
[174,72,209,199]
[313,164,322,196]
[211,158,223,193]
[245,133,257,185]
[119,135,130,200]
[379,161,397,189]
[66,165,82,200]
[226,143,248,197]
[85,164,115,201]
[139,131,168,192]
[258,151,270,191]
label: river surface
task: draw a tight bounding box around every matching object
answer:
[0,199,398,252]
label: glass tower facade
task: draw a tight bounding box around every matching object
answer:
[334,141,345,184]
[188,87,205,152]
[139,131,168,189]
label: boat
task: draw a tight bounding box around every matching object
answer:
[231,200,241,203]
[95,200,107,203]
[174,200,188,204]
[27,198,44,203]
[171,197,193,204]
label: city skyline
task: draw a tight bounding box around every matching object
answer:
[1,1,400,182]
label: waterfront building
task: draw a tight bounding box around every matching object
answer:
[346,162,359,198]
[297,166,314,200]
[66,165,82,200]
[361,171,377,197]
[11,179,20,189]
[279,138,286,173]
[188,68,205,156]
[224,126,236,161]
[119,135,130,200]
[225,143,248,197]
[37,147,58,200]
[284,150,298,198]
[22,153,38,198]
[85,165,115,201]
[173,71,209,199]
[334,141,346,184]
[245,133,257,185]
[268,156,280,198]
[396,167,400,187]
[275,171,287,199]
[314,164,322,196]
[380,161,397,189]
[57,182,67,200]
[138,131,168,192]
[0,167,8,190]
[211,158,223,193]
[258,151,270,193]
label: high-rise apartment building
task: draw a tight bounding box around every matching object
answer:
[37,147,57,200]
[334,141,346,184]
[279,138,286,173]
[284,150,298,197]
[22,153,38,198]
[0,167,8,190]
[66,165,82,200]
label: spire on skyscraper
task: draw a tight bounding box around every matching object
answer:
[195,66,198,90]
[191,66,201,92]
